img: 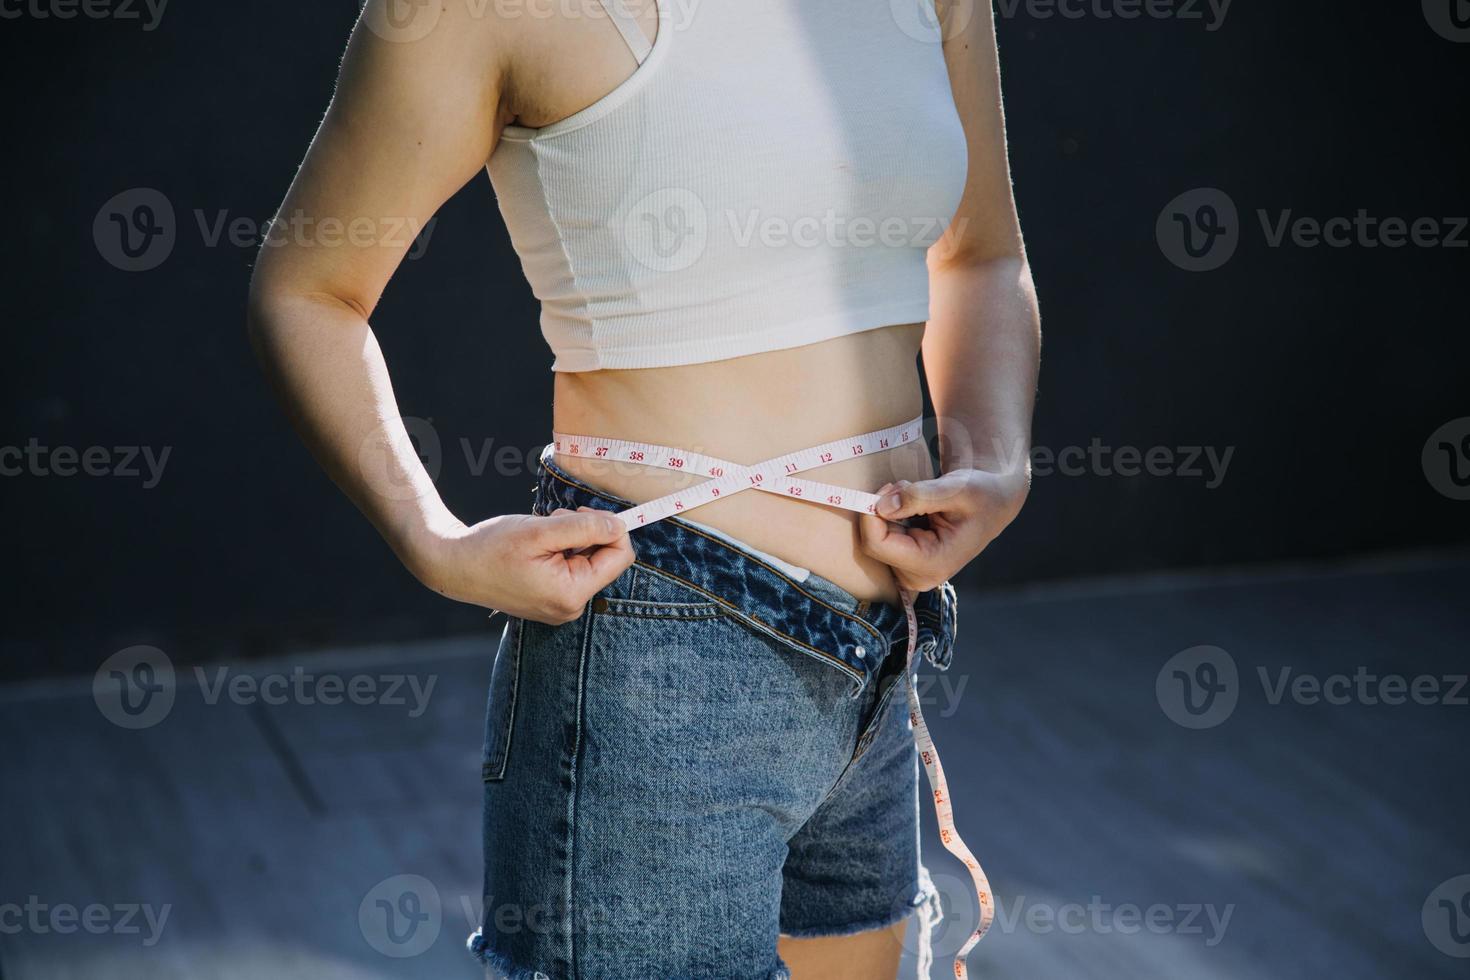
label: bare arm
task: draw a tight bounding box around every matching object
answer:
[247,0,633,622]
[859,0,1040,589]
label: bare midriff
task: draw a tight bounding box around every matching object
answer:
[551,322,934,608]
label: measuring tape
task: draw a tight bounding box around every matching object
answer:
[552,415,995,978]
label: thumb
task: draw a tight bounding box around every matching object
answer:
[873,480,926,520]
[873,474,967,521]
[532,509,627,552]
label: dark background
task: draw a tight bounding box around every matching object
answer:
[2,1,1466,681]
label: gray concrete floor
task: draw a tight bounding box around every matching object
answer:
[1,555,1467,979]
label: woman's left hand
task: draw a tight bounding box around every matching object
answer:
[857,467,1029,592]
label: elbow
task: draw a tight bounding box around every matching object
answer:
[936,240,1028,269]
[244,262,373,360]
[929,246,1035,296]
[928,228,1031,278]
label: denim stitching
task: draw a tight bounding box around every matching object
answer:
[595,600,724,621]
[631,560,864,686]
[483,616,525,782]
[564,607,595,978]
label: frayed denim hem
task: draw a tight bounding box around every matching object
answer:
[778,878,936,941]
[779,865,943,976]
[467,929,552,980]
[467,929,791,980]
[778,901,916,941]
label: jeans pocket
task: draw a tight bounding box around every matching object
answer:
[481,616,525,782]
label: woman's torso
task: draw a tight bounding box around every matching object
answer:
[552,325,934,606]
[490,0,961,605]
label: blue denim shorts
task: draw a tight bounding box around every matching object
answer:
[468,451,959,980]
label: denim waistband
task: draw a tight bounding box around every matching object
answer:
[532,447,958,693]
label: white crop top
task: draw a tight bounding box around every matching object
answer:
[486,0,969,372]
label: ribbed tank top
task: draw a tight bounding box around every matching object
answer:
[487,0,969,372]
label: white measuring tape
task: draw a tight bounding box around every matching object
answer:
[552,415,995,978]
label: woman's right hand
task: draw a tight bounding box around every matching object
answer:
[412,506,635,625]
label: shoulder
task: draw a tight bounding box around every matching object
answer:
[347,0,518,88]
